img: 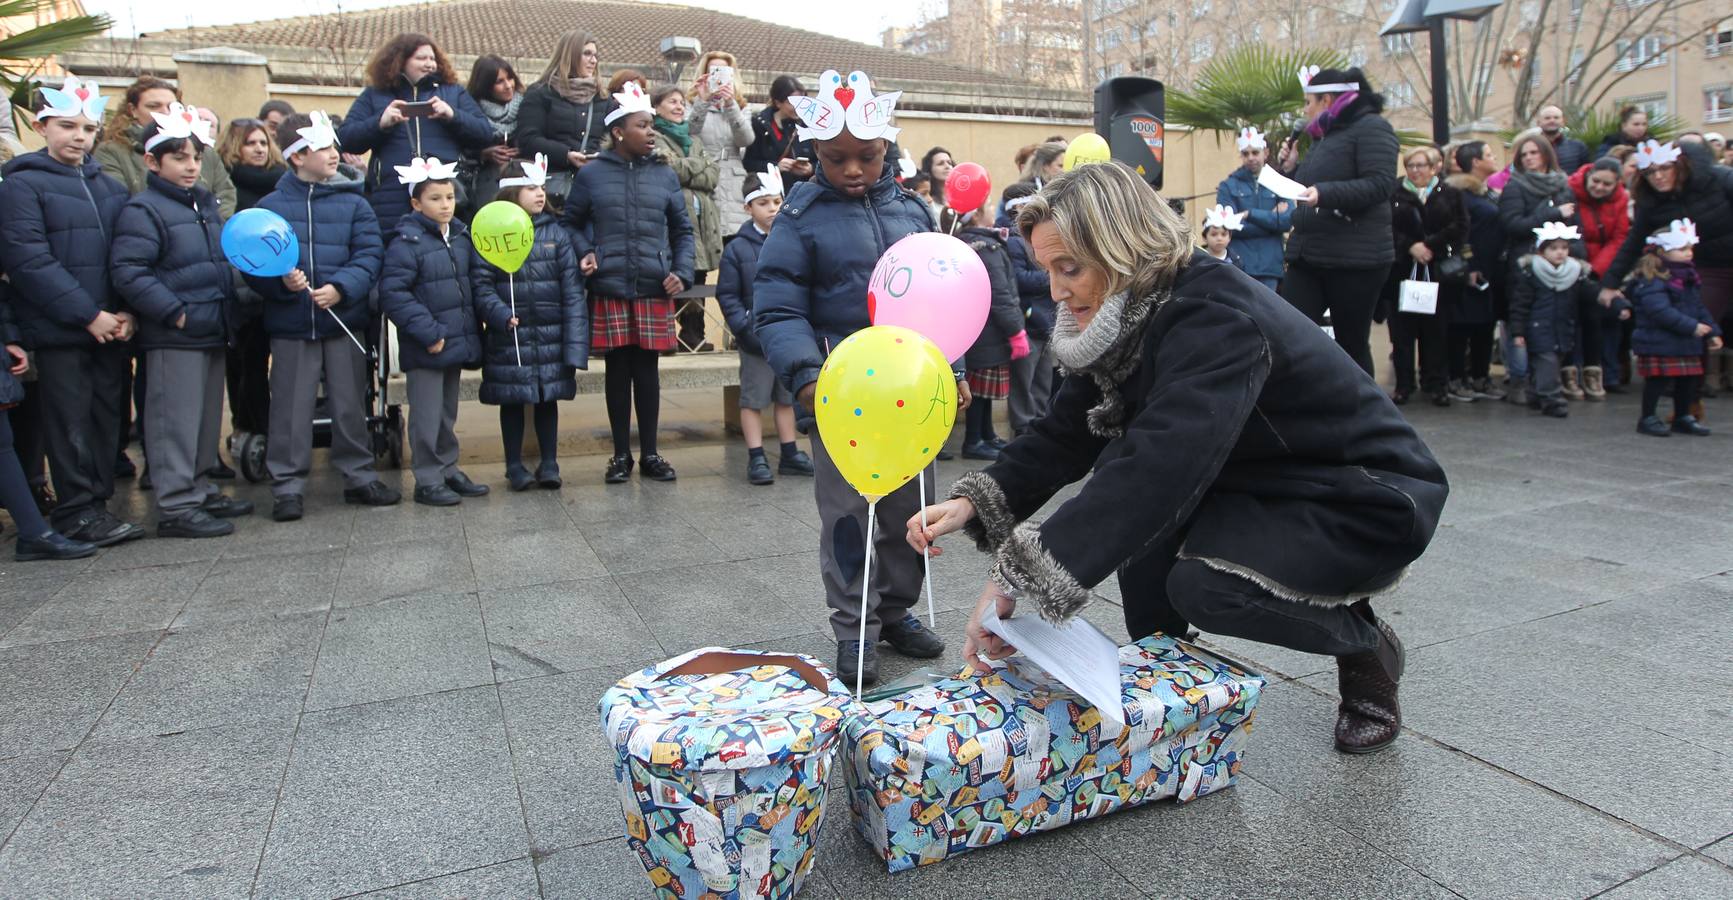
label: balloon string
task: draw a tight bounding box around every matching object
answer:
[314,292,367,356]
[509,274,522,367]
[919,465,936,628]
[857,499,877,697]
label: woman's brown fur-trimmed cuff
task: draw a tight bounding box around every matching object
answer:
[991,522,1092,625]
[950,470,1015,554]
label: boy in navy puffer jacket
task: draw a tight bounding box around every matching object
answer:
[380,157,489,505]
[247,112,393,522]
[111,107,254,537]
[751,68,957,686]
[0,75,142,547]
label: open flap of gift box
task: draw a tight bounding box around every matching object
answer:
[840,635,1265,873]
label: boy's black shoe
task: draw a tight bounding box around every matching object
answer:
[272,494,305,522]
[414,484,462,506]
[881,615,947,658]
[778,449,815,476]
[747,456,774,485]
[71,512,144,547]
[935,448,955,461]
[960,441,1000,461]
[986,436,1009,450]
[114,452,137,479]
[1542,403,1568,418]
[344,481,402,506]
[1430,391,1451,407]
[506,465,536,492]
[837,640,881,687]
[604,455,633,484]
[157,509,235,539]
[534,462,562,489]
[14,530,97,562]
[1672,415,1712,436]
[206,459,237,480]
[201,495,255,518]
[641,455,677,482]
[446,471,490,497]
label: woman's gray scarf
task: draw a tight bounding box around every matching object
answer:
[478,93,522,138]
[1049,286,1170,438]
[1510,168,1569,203]
[1528,254,1584,291]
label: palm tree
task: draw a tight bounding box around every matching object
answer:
[0,0,113,133]
[1168,45,1350,143]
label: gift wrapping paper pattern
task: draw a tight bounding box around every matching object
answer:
[600,648,857,898]
[842,635,1265,872]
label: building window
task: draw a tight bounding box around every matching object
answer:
[1382,34,1412,56]
[1614,36,1667,72]
[1347,44,1367,68]
[1386,81,1418,108]
[1190,36,1214,63]
[1567,48,1584,84]
[1707,85,1733,123]
[1709,18,1733,57]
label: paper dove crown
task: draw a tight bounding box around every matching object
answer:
[1203,204,1248,231]
[1632,139,1681,170]
[605,81,653,126]
[144,103,214,153]
[395,156,460,194]
[1646,218,1699,251]
[35,73,108,122]
[791,70,901,143]
[1299,65,1357,95]
[282,110,338,157]
[743,166,784,203]
[499,152,549,188]
[1532,221,1581,246]
[1235,127,1266,152]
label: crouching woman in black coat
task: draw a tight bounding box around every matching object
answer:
[908,163,1449,754]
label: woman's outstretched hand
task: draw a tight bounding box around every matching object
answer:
[963,581,1018,674]
[906,497,976,558]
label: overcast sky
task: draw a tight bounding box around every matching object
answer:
[86,0,934,44]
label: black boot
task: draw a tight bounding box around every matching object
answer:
[1334,602,1405,754]
[837,640,880,688]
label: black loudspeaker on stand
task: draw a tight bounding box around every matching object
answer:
[1092,76,1166,190]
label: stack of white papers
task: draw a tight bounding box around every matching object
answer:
[982,601,1125,725]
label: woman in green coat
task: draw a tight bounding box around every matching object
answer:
[650,84,720,351]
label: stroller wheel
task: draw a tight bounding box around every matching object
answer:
[235,432,269,483]
[380,407,405,470]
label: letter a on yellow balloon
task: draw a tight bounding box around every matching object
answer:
[813,326,956,501]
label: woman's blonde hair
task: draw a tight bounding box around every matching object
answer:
[538,30,598,85]
[216,118,283,170]
[1016,162,1191,299]
[1404,145,1443,169]
[1019,141,1067,181]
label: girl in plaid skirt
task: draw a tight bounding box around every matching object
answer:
[943,206,1030,461]
[1628,219,1722,437]
[562,82,695,482]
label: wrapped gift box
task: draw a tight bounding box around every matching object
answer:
[600,648,856,898]
[841,634,1264,872]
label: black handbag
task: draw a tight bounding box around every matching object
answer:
[1435,247,1470,285]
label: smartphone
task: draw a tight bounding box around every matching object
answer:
[708,65,734,91]
[401,100,436,118]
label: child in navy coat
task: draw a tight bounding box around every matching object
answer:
[0,75,141,547]
[1628,219,1722,436]
[110,105,254,537]
[1509,224,1602,418]
[380,156,488,504]
[944,204,1029,461]
[717,168,813,486]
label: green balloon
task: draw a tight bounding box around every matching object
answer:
[472,200,535,273]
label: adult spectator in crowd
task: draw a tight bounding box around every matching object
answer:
[921,146,955,209]
[1274,67,1399,377]
[258,99,295,132]
[1570,157,1632,392]
[518,30,607,203]
[996,181,1053,434]
[96,76,236,208]
[743,75,814,185]
[1497,133,1580,402]
[1535,105,1589,173]
[1445,141,1507,401]
[217,118,289,451]
[1386,145,1466,407]
[650,83,722,352]
[608,69,649,96]
[1215,127,1291,291]
[338,32,495,233]
[1595,105,1650,159]
[464,54,523,214]
[688,50,754,235]
[1019,141,1065,188]
[1597,139,1733,393]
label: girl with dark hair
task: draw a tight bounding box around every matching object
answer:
[465,54,524,212]
[1275,66,1400,378]
[920,146,954,208]
[337,33,495,232]
[1595,105,1650,159]
[743,75,814,183]
[517,30,607,202]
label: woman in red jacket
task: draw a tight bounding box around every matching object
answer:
[1570,158,1632,391]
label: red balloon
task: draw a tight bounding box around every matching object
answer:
[945,162,991,214]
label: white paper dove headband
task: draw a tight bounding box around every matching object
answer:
[1203,204,1248,232]
[604,81,653,126]
[1299,65,1357,95]
[792,70,901,143]
[1532,221,1581,246]
[395,156,460,194]
[498,152,549,188]
[1235,127,1267,152]
[144,103,215,153]
[743,166,784,204]
[282,110,338,158]
[35,73,108,122]
[1632,139,1681,170]
[1646,218,1699,251]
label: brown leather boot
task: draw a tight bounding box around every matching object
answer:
[1334,603,1405,754]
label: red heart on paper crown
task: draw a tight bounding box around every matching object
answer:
[74,88,89,100]
[834,87,855,109]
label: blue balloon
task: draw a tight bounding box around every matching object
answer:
[221,208,300,277]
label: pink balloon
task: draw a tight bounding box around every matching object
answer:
[867,232,990,364]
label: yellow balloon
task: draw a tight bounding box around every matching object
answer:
[814,326,957,501]
[1063,132,1111,171]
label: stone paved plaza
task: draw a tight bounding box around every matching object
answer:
[0,389,1731,899]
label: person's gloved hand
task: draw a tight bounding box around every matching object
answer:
[1008,330,1031,361]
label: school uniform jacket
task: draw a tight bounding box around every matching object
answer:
[0,150,129,350]
[244,166,384,342]
[472,212,590,403]
[380,212,485,370]
[110,173,235,351]
[560,149,695,300]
